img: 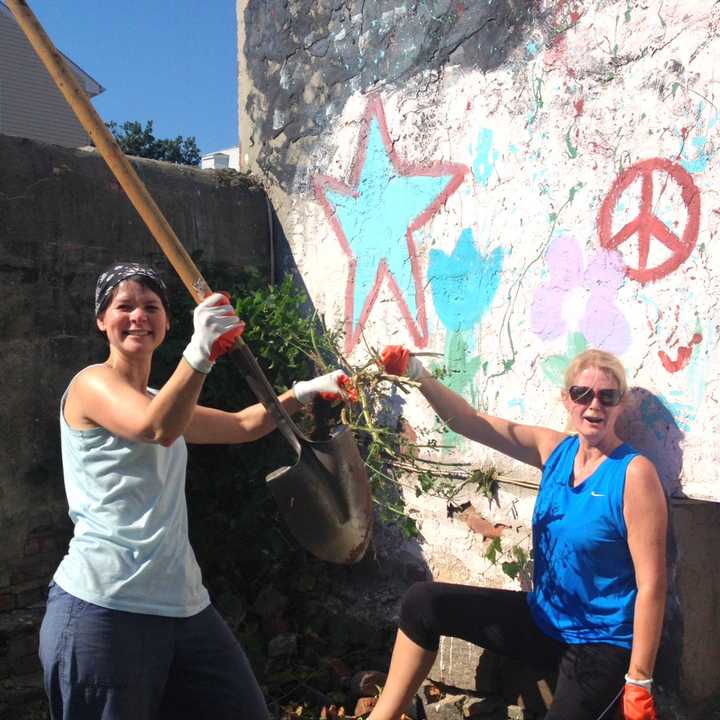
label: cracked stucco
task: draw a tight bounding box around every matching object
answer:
[238,0,545,185]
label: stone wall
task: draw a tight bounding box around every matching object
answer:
[237,0,720,710]
[0,133,269,715]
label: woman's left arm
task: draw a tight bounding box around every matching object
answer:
[182,370,349,444]
[183,389,303,444]
[624,455,668,681]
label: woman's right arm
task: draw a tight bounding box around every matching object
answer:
[66,293,244,445]
[416,373,565,469]
[69,361,207,445]
[381,346,564,469]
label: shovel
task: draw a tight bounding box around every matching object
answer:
[8,0,372,564]
[225,344,372,564]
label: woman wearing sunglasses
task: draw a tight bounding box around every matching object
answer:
[371,347,666,720]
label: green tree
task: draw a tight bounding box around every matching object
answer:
[106,119,201,166]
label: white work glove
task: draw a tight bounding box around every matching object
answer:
[292,369,353,405]
[379,345,429,380]
[183,293,245,374]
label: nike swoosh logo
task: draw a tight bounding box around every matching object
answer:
[591,491,605,497]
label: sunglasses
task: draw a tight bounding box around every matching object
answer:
[568,385,623,407]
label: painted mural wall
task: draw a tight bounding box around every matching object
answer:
[239,1,720,516]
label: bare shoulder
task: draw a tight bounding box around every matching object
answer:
[537,428,571,466]
[626,454,662,489]
[69,365,116,400]
[65,366,104,428]
[74,363,114,383]
[625,454,667,514]
[65,365,129,428]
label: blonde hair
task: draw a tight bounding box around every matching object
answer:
[563,349,628,396]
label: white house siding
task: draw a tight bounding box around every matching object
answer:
[201,146,241,170]
[0,10,92,148]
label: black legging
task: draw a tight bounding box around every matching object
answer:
[399,582,629,720]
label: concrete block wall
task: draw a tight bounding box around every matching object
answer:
[237,0,720,708]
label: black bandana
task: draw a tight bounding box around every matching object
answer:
[94,262,169,317]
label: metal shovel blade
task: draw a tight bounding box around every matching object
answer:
[267,425,373,564]
[228,344,373,564]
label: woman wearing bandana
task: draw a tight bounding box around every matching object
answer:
[367,347,666,720]
[39,263,345,720]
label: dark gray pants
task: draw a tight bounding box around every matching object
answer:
[39,582,268,720]
[399,582,630,720]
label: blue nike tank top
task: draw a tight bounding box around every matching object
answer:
[527,434,638,649]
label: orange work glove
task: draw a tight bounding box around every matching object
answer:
[380,345,428,380]
[622,683,656,720]
[207,293,245,362]
[293,370,357,404]
[380,345,411,376]
[183,292,245,374]
[317,374,358,403]
[333,375,358,402]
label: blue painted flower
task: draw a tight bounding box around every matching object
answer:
[428,228,504,332]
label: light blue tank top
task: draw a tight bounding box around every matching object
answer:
[527,434,638,649]
[54,371,210,617]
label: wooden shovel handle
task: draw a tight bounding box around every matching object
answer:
[5,0,211,303]
[7,1,307,448]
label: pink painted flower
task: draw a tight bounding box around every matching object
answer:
[531,235,630,354]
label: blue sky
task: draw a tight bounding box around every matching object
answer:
[27,1,238,155]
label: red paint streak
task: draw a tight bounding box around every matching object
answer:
[588,139,616,157]
[466,99,472,112]
[545,1,582,73]
[658,333,703,373]
[312,95,469,354]
[597,158,701,284]
[663,306,678,344]
[574,98,585,116]
[545,0,569,65]
[544,34,567,68]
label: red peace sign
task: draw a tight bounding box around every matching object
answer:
[598,158,701,284]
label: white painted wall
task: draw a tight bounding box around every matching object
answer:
[238,2,720,700]
[237,5,720,607]
[255,1,718,502]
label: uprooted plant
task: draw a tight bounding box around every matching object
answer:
[226,272,520,541]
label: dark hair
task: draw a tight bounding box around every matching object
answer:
[95,262,170,319]
[95,274,171,319]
